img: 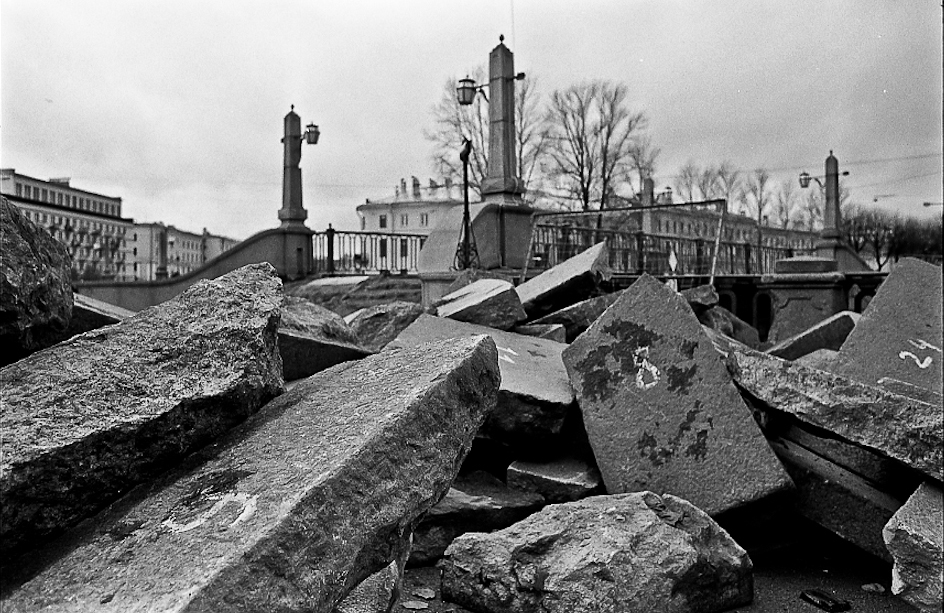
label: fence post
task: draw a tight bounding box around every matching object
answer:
[743,241,753,275]
[635,231,646,274]
[695,238,706,275]
[326,225,336,274]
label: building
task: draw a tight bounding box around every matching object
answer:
[1,168,134,281]
[356,176,462,235]
[129,223,240,281]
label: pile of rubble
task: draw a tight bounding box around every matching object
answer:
[1,197,941,612]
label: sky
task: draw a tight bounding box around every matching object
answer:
[2,0,941,239]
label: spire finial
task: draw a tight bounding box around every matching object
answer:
[499,34,504,43]
[291,104,295,111]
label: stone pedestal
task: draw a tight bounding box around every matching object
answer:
[762,257,848,345]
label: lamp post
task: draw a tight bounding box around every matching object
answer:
[279,105,320,230]
[454,138,480,270]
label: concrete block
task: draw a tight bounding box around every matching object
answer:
[435,278,526,330]
[517,241,612,319]
[767,310,860,361]
[345,301,423,352]
[2,336,500,612]
[563,274,792,516]
[506,457,602,503]
[530,291,621,343]
[883,482,944,612]
[67,293,135,338]
[512,323,567,343]
[279,296,371,381]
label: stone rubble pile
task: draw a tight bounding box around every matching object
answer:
[1,220,941,613]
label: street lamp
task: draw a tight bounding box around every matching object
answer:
[303,123,320,145]
[454,137,480,270]
[455,71,526,106]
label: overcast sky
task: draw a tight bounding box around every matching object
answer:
[2,1,941,239]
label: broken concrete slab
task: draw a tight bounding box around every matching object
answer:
[711,330,944,482]
[409,471,545,567]
[517,241,612,320]
[767,310,860,361]
[66,292,135,338]
[2,336,500,612]
[0,263,284,557]
[279,296,372,381]
[435,278,526,330]
[345,301,424,352]
[794,347,842,371]
[513,323,567,343]
[698,305,761,349]
[681,283,719,313]
[835,258,943,395]
[883,482,943,613]
[506,457,602,503]
[529,291,621,343]
[0,197,73,366]
[390,315,575,450]
[563,274,792,516]
[440,491,754,613]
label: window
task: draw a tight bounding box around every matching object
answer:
[41,189,48,202]
[24,186,31,198]
[57,193,63,205]
[360,217,366,230]
[133,233,137,241]
[420,213,429,227]
[15,184,22,196]
[133,248,138,256]
[379,214,388,229]
[400,214,408,227]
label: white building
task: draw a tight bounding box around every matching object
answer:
[129,222,240,281]
[356,176,462,235]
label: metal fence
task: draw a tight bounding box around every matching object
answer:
[312,228,426,274]
[525,217,810,278]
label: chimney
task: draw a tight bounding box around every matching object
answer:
[400,178,407,199]
[642,176,655,208]
[411,176,421,199]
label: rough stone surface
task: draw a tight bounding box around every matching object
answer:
[2,336,500,612]
[711,330,944,482]
[698,305,761,349]
[409,472,545,567]
[517,241,612,320]
[336,552,407,613]
[440,492,754,613]
[391,315,575,450]
[681,284,719,313]
[513,323,567,343]
[0,263,283,557]
[767,310,860,361]
[346,301,424,352]
[794,347,841,371]
[0,197,73,365]
[883,482,943,613]
[66,292,134,338]
[279,296,371,380]
[529,291,621,343]
[563,275,792,515]
[436,278,526,330]
[835,258,943,395]
[506,457,602,503]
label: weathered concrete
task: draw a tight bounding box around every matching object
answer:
[794,347,841,371]
[516,242,612,320]
[2,336,500,612]
[513,323,567,343]
[529,291,621,343]
[883,482,943,613]
[279,296,371,381]
[66,292,134,338]
[391,315,574,449]
[761,270,848,345]
[681,284,719,313]
[506,457,602,503]
[345,301,424,353]
[0,197,73,365]
[835,258,943,395]
[698,306,761,349]
[435,278,526,330]
[409,472,544,567]
[0,263,283,557]
[711,330,944,482]
[441,492,754,613]
[563,275,792,515]
[766,310,860,361]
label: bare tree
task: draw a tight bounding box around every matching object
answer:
[674,161,700,203]
[745,168,772,260]
[515,75,550,192]
[545,80,649,211]
[773,179,797,229]
[697,165,720,200]
[627,134,660,197]
[715,161,743,211]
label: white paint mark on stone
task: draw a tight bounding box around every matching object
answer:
[899,351,933,369]
[497,346,519,356]
[162,492,257,534]
[633,346,660,389]
[908,338,941,353]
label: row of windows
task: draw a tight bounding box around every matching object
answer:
[371,212,431,230]
[20,208,128,239]
[15,182,120,217]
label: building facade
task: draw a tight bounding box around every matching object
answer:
[1,168,134,281]
[129,223,240,281]
[356,176,462,236]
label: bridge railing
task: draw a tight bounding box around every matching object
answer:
[526,218,810,277]
[312,227,426,275]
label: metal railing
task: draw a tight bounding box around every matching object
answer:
[525,214,811,278]
[312,227,426,275]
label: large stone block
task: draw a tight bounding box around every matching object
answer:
[345,301,424,352]
[66,293,134,338]
[697,305,760,349]
[563,275,792,515]
[2,336,500,612]
[711,330,944,482]
[436,278,526,330]
[835,258,943,395]
[883,482,944,613]
[0,197,73,365]
[390,315,575,450]
[766,310,859,361]
[440,492,754,613]
[517,241,612,320]
[507,457,602,503]
[0,263,283,557]
[529,291,621,343]
[279,296,371,381]
[409,472,544,567]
